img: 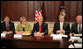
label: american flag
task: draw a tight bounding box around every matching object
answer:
[35,10,39,22]
[35,1,43,22]
[35,10,42,22]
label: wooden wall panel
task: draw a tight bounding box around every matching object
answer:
[65,1,70,22]
[50,1,55,21]
[16,1,27,21]
[54,1,61,21]
[44,1,48,22]
[10,1,16,21]
[1,1,6,20]
[28,1,34,21]
[70,1,77,21]
[1,1,82,22]
[77,1,82,15]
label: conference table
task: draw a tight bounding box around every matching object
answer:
[1,34,72,48]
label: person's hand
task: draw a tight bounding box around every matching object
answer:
[3,31,13,34]
[3,31,8,33]
[24,31,30,33]
[56,30,61,34]
[61,29,63,33]
[69,33,74,37]
[56,30,63,34]
[60,29,65,34]
[16,31,23,34]
[8,31,13,34]
[34,32,42,36]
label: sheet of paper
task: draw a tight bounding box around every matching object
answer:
[69,36,81,42]
[74,43,82,48]
[60,34,68,37]
[53,34,62,40]
[50,34,56,37]
[22,33,31,35]
[74,34,82,37]
[50,34,68,38]
[1,33,6,38]
[70,36,80,39]
[68,44,74,48]
[14,34,22,39]
[78,38,82,42]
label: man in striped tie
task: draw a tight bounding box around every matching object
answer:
[69,15,82,36]
[1,16,15,34]
[1,16,15,48]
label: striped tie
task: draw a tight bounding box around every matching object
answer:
[7,23,10,32]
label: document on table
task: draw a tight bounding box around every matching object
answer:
[22,33,31,35]
[50,34,68,38]
[53,34,62,40]
[50,34,63,40]
[74,43,82,48]
[74,34,82,37]
[14,34,22,39]
[1,33,6,38]
[61,34,68,37]
[70,36,80,39]
[68,44,74,48]
[69,36,81,42]
[78,38,82,43]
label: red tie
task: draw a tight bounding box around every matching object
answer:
[39,25,41,32]
[7,24,10,32]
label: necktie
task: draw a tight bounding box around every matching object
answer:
[60,22,63,30]
[7,24,10,32]
[39,25,41,32]
[79,24,81,33]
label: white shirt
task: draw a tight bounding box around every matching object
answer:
[77,24,82,33]
[6,23,9,27]
[60,22,63,30]
[60,22,65,34]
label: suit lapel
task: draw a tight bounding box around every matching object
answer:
[76,23,82,33]
[41,22,44,32]
[58,22,60,29]
[63,21,65,30]
[4,22,7,30]
[76,23,79,33]
[9,22,11,30]
[37,22,39,31]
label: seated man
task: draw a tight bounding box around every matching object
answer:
[53,15,70,35]
[32,15,48,36]
[1,16,15,48]
[69,15,82,36]
[1,16,15,34]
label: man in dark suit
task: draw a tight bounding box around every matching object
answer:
[69,15,82,36]
[53,15,70,35]
[1,16,15,48]
[1,16,15,34]
[32,15,48,36]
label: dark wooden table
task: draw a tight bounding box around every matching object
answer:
[1,34,71,48]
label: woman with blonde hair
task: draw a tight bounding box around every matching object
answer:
[16,16,31,34]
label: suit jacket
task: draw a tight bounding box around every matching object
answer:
[71,22,82,34]
[53,21,70,35]
[32,22,48,35]
[15,22,31,32]
[1,21,15,34]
